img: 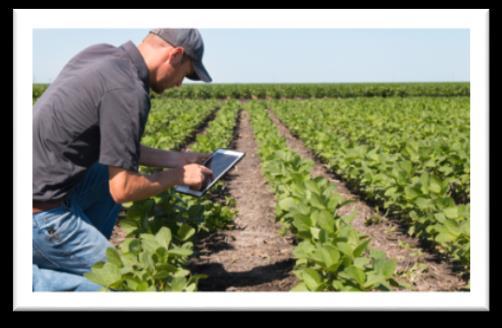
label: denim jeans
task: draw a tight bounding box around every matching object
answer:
[32,162,122,291]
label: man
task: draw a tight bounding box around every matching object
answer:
[32,29,213,291]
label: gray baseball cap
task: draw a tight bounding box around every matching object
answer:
[149,28,212,82]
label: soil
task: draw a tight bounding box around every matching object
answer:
[187,110,297,291]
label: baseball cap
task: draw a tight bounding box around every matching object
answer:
[149,28,212,83]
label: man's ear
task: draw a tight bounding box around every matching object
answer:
[167,47,185,66]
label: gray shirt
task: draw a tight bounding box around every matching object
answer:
[33,41,151,202]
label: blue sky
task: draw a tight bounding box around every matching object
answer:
[33,28,469,84]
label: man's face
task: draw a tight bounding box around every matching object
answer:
[152,52,194,94]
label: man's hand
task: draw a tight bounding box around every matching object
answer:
[177,163,213,190]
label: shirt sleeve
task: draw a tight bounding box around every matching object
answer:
[98,88,147,172]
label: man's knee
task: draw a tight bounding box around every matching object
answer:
[68,233,111,275]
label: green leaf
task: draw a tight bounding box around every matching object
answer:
[429,176,442,194]
[384,187,398,198]
[278,197,297,212]
[120,219,139,236]
[304,179,321,195]
[292,214,312,232]
[124,277,149,291]
[291,282,308,291]
[374,258,396,278]
[318,245,341,272]
[370,249,386,261]
[154,270,174,280]
[85,262,122,287]
[415,198,432,210]
[353,239,370,258]
[167,247,193,257]
[439,165,453,176]
[141,249,155,270]
[443,207,459,219]
[177,223,196,242]
[106,247,123,268]
[292,240,315,260]
[354,257,371,269]
[339,265,366,287]
[364,273,386,289]
[301,268,322,291]
[170,277,188,291]
[420,173,430,191]
[155,227,172,248]
[336,242,353,258]
[310,227,321,240]
[184,283,197,292]
[434,213,447,224]
[312,210,334,234]
[331,280,345,291]
[404,186,419,201]
[128,239,142,255]
[435,230,456,243]
[140,234,162,253]
[309,193,326,210]
[174,268,191,278]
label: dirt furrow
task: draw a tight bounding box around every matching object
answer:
[188,110,297,291]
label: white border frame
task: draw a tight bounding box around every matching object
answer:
[13,9,489,311]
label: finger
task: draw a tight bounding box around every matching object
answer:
[198,173,206,190]
[199,165,213,177]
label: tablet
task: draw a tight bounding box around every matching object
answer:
[174,149,245,197]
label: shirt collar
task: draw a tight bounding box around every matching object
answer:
[120,41,149,91]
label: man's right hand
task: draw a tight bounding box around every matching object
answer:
[177,163,213,190]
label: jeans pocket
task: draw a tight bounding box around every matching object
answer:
[35,207,76,246]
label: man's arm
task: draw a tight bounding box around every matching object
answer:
[139,144,209,168]
[108,164,212,204]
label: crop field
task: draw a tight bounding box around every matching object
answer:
[33,82,470,291]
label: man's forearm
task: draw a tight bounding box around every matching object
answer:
[109,167,182,203]
[139,144,183,168]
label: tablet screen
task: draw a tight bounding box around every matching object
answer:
[196,152,238,191]
[204,153,237,181]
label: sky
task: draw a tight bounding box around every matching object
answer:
[32,28,469,84]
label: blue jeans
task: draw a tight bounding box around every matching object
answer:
[32,163,122,291]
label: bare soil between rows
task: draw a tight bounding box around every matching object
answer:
[187,110,297,291]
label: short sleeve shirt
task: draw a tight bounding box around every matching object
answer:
[33,41,151,202]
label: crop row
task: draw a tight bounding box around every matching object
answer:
[247,102,400,291]
[141,99,220,150]
[270,98,470,272]
[33,82,469,101]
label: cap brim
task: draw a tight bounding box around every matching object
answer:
[187,60,212,83]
